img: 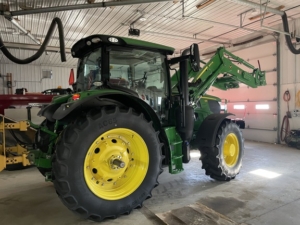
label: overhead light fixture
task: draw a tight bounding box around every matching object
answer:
[196,0,216,10]
[128,28,140,37]
[139,17,147,21]
[249,5,285,21]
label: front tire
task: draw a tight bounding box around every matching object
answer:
[53,107,162,221]
[200,121,244,181]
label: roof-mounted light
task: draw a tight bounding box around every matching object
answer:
[91,37,102,43]
[108,37,119,43]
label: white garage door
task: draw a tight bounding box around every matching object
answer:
[206,42,277,143]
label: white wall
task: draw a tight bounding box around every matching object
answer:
[0,64,77,94]
[280,35,300,130]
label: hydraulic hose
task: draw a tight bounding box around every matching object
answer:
[281,90,291,142]
[0,17,66,64]
[282,12,300,55]
[280,115,290,142]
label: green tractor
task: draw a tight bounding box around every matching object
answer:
[30,34,266,221]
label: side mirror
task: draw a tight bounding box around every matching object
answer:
[190,44,200,72]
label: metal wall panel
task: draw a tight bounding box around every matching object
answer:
[0,63,76,94]
[0,49,77,66]
[280,34,300,131]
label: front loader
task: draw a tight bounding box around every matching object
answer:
[20,34,265,221]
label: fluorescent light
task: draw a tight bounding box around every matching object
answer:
[249,5,285,21]
[233,105,245,109]
[256,104,269,110]
[196,0,216,10]
[249,169,281,179]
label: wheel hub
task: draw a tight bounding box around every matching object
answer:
[223,133,239,167]
[84,128,149,200]
[111,158,126,168]
[229,144,236,156]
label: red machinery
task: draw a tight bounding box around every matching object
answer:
[0,94,53,114]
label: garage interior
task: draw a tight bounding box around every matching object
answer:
[0,0,300,224]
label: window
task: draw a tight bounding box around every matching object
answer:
[109,48,167,113]
[109,49,167,94]
[76,46,168,116]
[256,104,269,110]
[77,48,102,91]
[233,105,245,109]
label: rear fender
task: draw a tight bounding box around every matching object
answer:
[51,94,126,121]
[41,93,164,132]
[41,93,170,164]
[196,113,234,148]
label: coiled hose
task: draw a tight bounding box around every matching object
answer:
[281,90,291,142]
[282,12,300,55]
[0,17,66,64]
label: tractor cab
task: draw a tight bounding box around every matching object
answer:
[71,35,173,117]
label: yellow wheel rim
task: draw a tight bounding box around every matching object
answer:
[84,128,149,200]
[223,133,239,167]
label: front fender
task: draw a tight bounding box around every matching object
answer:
[196,113,234,148]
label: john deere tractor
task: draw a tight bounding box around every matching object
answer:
[28,34,265,221]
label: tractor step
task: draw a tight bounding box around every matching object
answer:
[164,127,183,174]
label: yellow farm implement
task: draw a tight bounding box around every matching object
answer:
[0,115,35,171]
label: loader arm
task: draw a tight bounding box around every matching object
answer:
[171,47,266,103]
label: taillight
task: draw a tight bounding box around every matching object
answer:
[72,93,80,101]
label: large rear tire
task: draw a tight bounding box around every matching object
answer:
[200,121,244,181]
[53,107,162,221]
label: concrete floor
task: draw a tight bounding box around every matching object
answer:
[1,140,300,225]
